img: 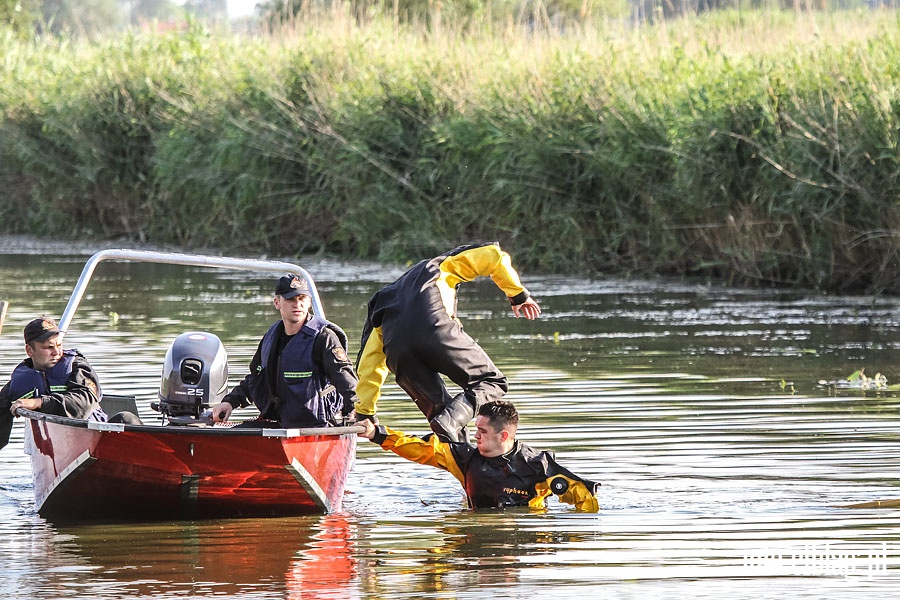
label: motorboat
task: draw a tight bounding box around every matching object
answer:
[16,249,360,520]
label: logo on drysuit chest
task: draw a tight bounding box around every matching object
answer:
[502,487,530,498]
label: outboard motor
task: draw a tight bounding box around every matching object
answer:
[154,331,228,421]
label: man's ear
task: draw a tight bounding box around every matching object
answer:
[499,429,510,442]
[24,343,34,358]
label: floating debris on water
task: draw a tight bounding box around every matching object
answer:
[817,368,890,390]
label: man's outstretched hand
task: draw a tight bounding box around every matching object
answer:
[511,297,541,320]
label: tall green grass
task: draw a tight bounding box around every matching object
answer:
[0,9,898,292]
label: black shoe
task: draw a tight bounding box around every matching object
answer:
[429,396,474,443]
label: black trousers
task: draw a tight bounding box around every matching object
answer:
[383,317,507,420]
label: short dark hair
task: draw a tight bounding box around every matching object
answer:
[477,400,519,431]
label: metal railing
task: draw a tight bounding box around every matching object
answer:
[58,249,324,335]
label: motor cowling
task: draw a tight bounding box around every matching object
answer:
[156,331,228,418]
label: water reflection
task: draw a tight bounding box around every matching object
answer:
[49,515,358,598]
[352,512,602,595]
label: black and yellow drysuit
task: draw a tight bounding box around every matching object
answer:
[368,425,600,512]
[355,243,533,441]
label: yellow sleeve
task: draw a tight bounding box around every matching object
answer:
[354,326,389,416]
[440,244,527,299]
[379,427,466,485]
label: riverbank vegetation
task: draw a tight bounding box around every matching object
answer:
[1,7,898,293]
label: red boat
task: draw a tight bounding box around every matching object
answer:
[22,407,358,519]
[15,249,361,520]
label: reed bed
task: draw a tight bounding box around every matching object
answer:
[0,9,898,293]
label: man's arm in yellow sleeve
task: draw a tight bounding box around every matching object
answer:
[440,243,529,300]
[371,425,466,485]
[354,326,389,417]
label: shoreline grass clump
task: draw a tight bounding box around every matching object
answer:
[0,9,898,293]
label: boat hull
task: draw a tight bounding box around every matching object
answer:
[24,411,358,520]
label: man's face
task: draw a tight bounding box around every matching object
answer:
[275,293,312,330]
[26,337,63,371]
[474,415,507,458]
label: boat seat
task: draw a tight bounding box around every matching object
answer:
[100,394,141,418]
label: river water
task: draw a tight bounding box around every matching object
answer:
[0,239,898,599]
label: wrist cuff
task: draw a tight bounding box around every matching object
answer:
[372,425,389,445]
[508,290,530,306]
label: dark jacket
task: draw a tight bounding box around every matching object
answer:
[0,349,103,450]
[224,316,359,427]
[355,242,530,416]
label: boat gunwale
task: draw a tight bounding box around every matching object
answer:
[17,408,364,439]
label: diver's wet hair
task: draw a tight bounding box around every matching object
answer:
[477,400,519,429]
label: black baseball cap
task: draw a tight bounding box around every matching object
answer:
[274,275,311,299]
[24,317,61,344]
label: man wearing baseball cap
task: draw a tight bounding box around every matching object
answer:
[209,274,360,428]
[1,316,105,450]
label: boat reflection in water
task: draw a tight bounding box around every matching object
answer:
[55,514,359,598]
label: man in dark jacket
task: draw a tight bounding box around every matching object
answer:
[1,316,105,449]
[358,399,599,512]
[354,242,541,442]
[210,274,359,428]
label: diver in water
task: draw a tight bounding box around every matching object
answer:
[358,399,599,512]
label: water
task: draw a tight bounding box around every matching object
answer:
[1,238,899,599]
